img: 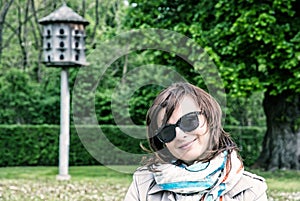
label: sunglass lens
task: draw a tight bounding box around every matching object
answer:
[179,113,199,132]
[158,125,176,143]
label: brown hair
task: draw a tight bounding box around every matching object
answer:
[144,82,238,167]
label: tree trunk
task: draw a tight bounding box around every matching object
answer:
[254,90,300,170]
[0,0,14,62]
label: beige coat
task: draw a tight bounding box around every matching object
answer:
[124,169,268,201]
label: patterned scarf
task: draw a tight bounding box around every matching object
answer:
[153,151,244,201]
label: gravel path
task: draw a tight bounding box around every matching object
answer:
[1,179,299,201]
[268,192,300,201]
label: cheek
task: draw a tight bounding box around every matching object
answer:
[165,142,176,152]
[196,131,211,147]
[165,142,182,159]
[196,121,209,136]
[193,126,211,151]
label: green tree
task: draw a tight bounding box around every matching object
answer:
[0,0,129,124]
[124,0,300,170]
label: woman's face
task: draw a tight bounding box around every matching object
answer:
[158,95,210,164]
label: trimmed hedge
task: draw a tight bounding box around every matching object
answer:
[0,125,265,167]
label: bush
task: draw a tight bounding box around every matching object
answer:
[225,126,266,166]
[0,125,90,166]
[0,125,265,167]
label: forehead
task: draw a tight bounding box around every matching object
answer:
[176,95,199,113]
[157,95,199,126]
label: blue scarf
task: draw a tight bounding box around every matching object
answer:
[153,151,243,201]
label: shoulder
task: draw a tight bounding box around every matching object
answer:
[132,166,166,194]
[132,166,154,185]
[124,167,155,201]
[126,167,165,201]
[227,171,268,200]
[242,171,267,190]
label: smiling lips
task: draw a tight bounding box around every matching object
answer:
[178,138,197,150]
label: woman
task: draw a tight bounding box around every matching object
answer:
[124,82,268,201]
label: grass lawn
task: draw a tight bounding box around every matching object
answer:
[0,166,133,201]
[251,169,300,201]
[0,166,299,201]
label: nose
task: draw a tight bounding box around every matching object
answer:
[175,127,188,140]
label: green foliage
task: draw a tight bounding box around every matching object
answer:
[0,0,129,125]
[227,126,265,165]
[0,125,265,167]
[125,0,300,96]
[0,125,147,166]
[225,91,266,126]
[0,125,60,166]
[0,67,61,124]
[0,0,267,127]
[0,68,41,124]
[129,85,163,125]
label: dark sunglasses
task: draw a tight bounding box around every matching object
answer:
[155,111,204,143]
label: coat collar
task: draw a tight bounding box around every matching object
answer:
[148,179,164,195]
[226,171,258,198]
[148,184,176,201]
